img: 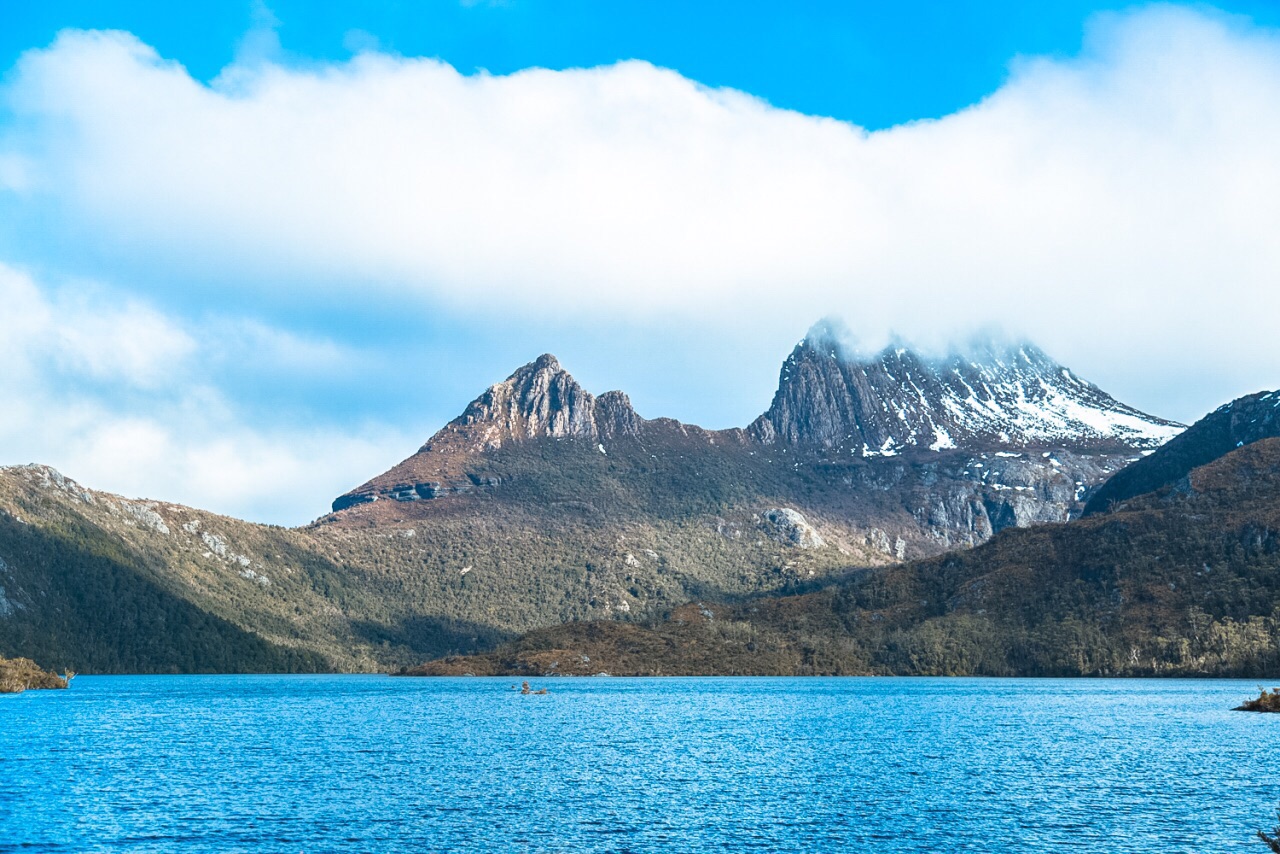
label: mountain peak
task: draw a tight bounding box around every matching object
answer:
[331,355,646,512]
[453,353,598,444]
[750,337,1182,453]
[527,353,562,373]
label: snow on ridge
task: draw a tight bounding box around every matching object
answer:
[820,337,1182,451]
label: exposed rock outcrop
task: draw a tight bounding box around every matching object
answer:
[761,508,825,549]
[455,354,602,447]
[749,332,1182,454]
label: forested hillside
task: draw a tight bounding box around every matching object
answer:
[413,438,1280,678]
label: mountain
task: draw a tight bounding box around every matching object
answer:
[330,334,1179,549]
[308,335,1180,664]
[0,327,1186,673]
[0,464,517,673]
[412,434,1280,678]
[332,354,650,513]
[1083,389,1280,514]
[749,335,1181,454]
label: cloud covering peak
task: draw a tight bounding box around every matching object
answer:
[1,5,1279,520]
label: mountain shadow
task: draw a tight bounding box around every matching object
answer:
[0,513,330,674]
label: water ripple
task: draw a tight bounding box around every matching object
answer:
[0,676,1277,852]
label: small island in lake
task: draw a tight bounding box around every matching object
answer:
[1234,688,1280,712]
[0,657,70,694]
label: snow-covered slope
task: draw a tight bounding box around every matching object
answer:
[750,335,1183,453]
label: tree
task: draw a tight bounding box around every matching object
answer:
[1259,807,1280,853]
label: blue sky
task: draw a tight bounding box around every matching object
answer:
[2,1,1280,523]
[8,1,1237,127]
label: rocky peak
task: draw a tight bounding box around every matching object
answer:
[595,390,643,440]
[330,355,646,513]
[749,332,1183,454]
[449,354,644,448]
[455,354,599,444]
[5,464,97,504]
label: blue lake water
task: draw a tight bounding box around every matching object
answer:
[2,676,1279,852]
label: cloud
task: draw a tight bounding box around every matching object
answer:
[0,266,192,388]
[0,264,411,524]
[1,4,1279,430]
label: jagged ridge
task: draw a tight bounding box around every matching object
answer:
[333,355,646,511]
[334,338,1182,513]
[451,354,643,446]
[749,334,1182,454]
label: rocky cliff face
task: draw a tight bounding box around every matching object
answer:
[333,355,648,512]
[749,334,1182,454]
[811,446,1141,558]
[452,354,636,448]
[330,335,1179,564]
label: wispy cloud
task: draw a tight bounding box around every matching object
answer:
[0,264,411,524]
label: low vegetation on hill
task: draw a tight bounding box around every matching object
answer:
[410,439,1280,678]
[1084,390,1280,514]
[0,346,1173,675]
[0,656,67,693]
[0,447,876,673]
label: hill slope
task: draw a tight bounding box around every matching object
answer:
[0,331,1183,673]
[412,436,1280,678]
[0,466,507,672]
[1084,389,1280,514]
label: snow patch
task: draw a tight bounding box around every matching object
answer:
[929,427,956,451]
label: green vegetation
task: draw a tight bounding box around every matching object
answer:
[0,467,483,672]
[1236,688,1280,712]
[0,433,890,673]
[411,439,1280,678]
[8,412,1278,678]
[1084,390,1280,515]
[1260,807,1280,853]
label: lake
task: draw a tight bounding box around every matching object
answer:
[1,676,1278,852]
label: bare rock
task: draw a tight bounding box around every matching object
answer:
[761,508,825,549]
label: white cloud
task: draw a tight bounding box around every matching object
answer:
[0,264,410,524]
[1,5,1279,432]
[0,266,191,388]
[54,414,406,525]
[5,9,1274,394]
